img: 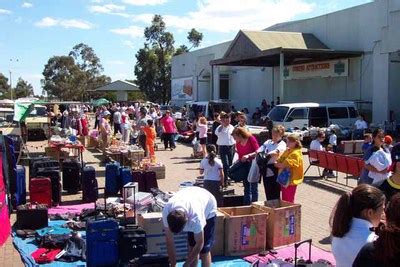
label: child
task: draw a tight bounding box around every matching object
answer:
[384,135,393,152]
[200,145,224,206]
[143,119,157,161]
[197,116,208,158]
[274,134,304,203]
[362,133,373,156]
[329,129,337,152]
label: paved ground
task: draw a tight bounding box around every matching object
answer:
[0,138,358,265]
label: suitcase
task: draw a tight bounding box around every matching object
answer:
[119,167,132,192]
[31,160,59,178]
[15,165,27,206]
[86,188,119,267]
[143,171,158,193]
[82,166,98,203]
[62,159,82,193]
[132,171,145,192]
[36,169,62,205]
[105,162,120,196]
[16,204,48,230]
[131,254,169,267]
[222,194,245,207]
[119,183,147,264]
[29,178,52,207]
[28,156,51,178]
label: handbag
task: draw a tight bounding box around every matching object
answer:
[247,158,260,183]
[16,204,48,230]
[256,151,271,170]
[228,161,251,182]
[276,168,291,188]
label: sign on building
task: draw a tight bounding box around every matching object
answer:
[283,59,348,80]
[171,77,193,100]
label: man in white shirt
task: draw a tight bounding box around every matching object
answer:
[354,115,368,139]
[214,112,236,186]
[113,108,122,135]
[309,131,328,177]
[163,187,217,267]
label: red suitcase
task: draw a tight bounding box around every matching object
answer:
[29,178,52,207]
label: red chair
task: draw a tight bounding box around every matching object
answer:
[326,152,338,181]
[335,154,349,184]
[316,151,329,169]
[346,156,361,186]
[304,150,321,176]
[357,159,365,172]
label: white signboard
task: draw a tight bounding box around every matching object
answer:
[171,77,193,100]
[283,59,348,80]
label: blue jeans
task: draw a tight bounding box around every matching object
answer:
[243,179,258,205]
[218,145,234,184]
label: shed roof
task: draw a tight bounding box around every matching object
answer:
[211,30,362,67]
[95,80,140,92]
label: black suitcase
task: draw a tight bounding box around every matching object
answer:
[119,183,147,264]
[16,204,48,230]
[222,194,244,207]
[31,159,59,178]
[130,254,169,267]
[36,168,62,205]
[82,166,98,203]
[143,171,158,193]
[132,171,145,192]
[62,159,82,193]
[28,156,51,178]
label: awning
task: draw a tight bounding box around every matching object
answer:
[210,30,363,67]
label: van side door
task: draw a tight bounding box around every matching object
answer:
[284,108,309,129]
[328,107,350,127]
[309,107,328,128]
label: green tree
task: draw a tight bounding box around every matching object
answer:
[187,28,203,49]
[0,73,10,94]
[174,45,189,56]
[14,78,34,98]
[134,46,159,102]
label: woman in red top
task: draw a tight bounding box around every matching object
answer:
[232,127,260,205]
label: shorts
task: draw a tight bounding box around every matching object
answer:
[199,137,207,145]
[188,216,216,254]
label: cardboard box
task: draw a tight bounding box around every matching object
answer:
[253,200,301,249]
[211,211,225,256]
[218,206,267,256]
[148,165,166,180]
[77,136,87,147]
[137,212,188,260]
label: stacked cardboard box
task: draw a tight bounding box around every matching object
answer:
[253,200,301,248]
[148,164,166,180]
[219,206,268,256]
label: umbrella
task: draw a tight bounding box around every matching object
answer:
[92,98,110,107]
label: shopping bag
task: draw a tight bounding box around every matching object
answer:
[247,158,260,183]
[277,168,291,188]
[228,161,251,183]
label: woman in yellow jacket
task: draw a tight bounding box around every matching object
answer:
[275,134,304,203]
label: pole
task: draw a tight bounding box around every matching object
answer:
[279,52,284,103]
[9,70,12,101]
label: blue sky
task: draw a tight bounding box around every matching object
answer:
[0,0,371,95]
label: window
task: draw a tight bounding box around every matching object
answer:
[287,108,308,120]
[328,107,348,119]
[268,106,289,122]
[348,107,358,118]
[309,107,328,127]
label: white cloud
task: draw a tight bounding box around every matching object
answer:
[123,40,135,49]
[22,2,33,8]
[89,4,129,17]
[110,25,143,38]
[0,8,12,15]
[35,17,94,29]
[122,0,167,6]
[132,0,314,33]
[91,0,103,2]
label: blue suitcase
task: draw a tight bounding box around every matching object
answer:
[15,165,26,206]
[86,188,119,267]
[82,166,98,203]
[120,167,132,190]
[105,162,120,196]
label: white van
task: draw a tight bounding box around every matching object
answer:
[267,102,358,129]
[187,100,232,120]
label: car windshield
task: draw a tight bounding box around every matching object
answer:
[267,106,289,122]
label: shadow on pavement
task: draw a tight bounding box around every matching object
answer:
[319,236,332,245]
[303,176,350,196]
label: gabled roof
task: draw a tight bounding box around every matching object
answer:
[95,80,140,92]
[211,30,362,67]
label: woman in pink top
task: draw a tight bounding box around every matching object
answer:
[160,110,177,150]
[198,117,208,157]
[232,127,260,205]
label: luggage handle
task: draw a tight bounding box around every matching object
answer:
[294,239,312,267]
[94,187,107,219]
[122,182,137,225]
